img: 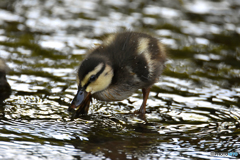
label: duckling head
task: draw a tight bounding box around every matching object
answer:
[70,56,113,110]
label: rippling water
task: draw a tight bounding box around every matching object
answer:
[0,0,240,159]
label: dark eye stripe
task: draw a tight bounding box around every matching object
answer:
[83,63,106,89]
[95,63,106,78]
[89,75,96,82]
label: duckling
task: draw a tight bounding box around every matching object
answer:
[0,58,11,102]
[69,31,167,118]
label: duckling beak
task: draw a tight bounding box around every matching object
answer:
[70,87,88,109]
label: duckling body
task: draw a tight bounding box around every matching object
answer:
[70,32,166,117]
[0,58,11,102]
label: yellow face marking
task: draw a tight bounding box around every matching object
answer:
[83,64,113,94]
[81,63,104,88]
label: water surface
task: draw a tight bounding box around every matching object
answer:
[0,0,240,159]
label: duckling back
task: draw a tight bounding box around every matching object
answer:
[89,32,167,101]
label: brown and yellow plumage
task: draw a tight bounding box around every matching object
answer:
[69,31,167,117]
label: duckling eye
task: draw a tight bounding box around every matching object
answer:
[89,75,97,82]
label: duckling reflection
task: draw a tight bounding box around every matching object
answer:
[69,32,167,118]
[0,58,11,103]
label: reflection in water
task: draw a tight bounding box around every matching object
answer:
[0,0,240,159]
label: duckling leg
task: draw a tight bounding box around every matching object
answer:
[139,87,151,114]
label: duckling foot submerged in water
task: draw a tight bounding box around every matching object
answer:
[69,31,167,118]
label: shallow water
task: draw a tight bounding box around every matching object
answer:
[0,0,240,159]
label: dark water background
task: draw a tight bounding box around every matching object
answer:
[0,0,240,159]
